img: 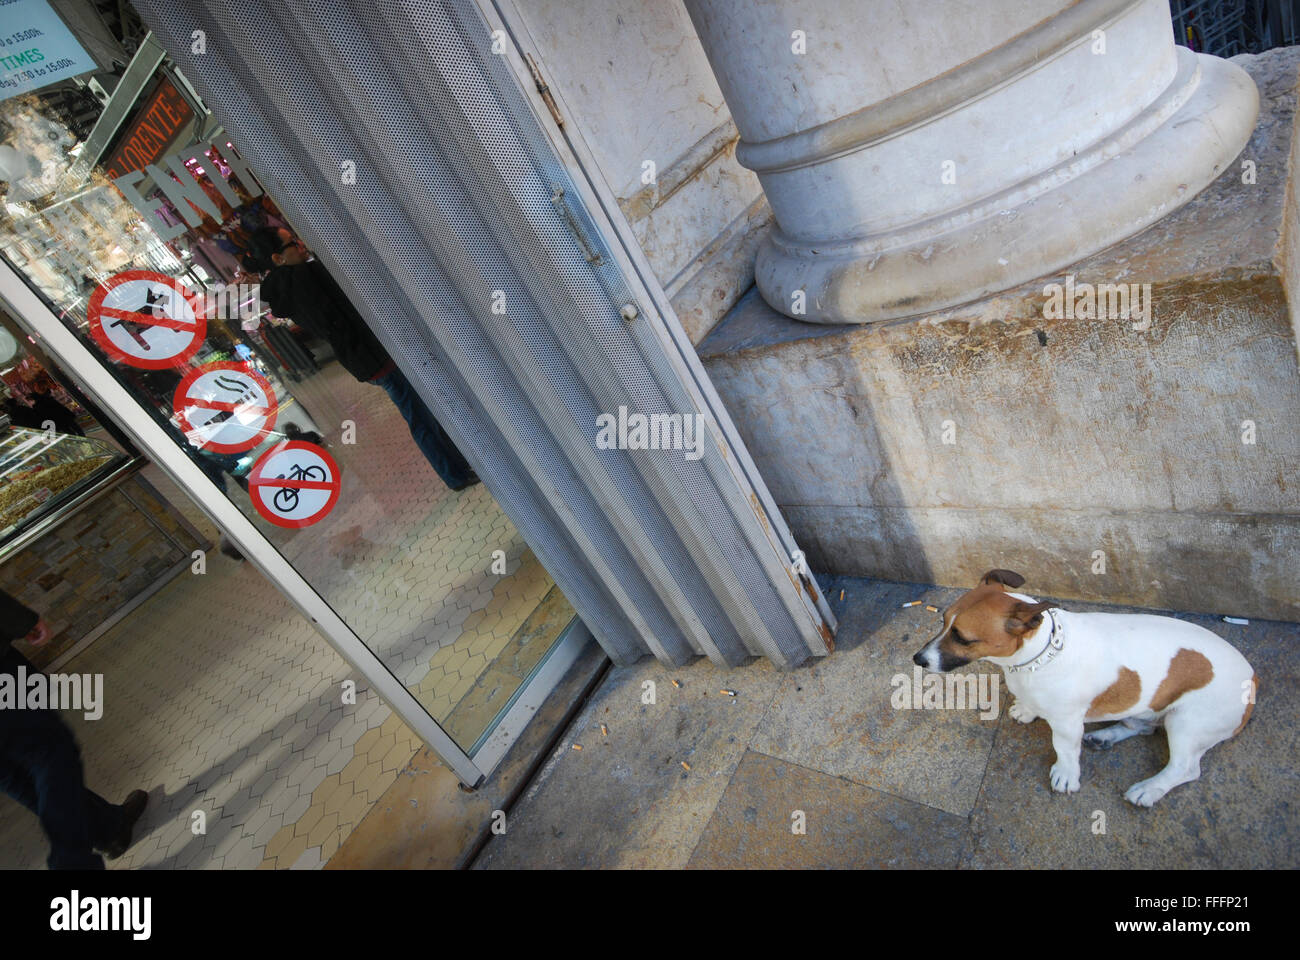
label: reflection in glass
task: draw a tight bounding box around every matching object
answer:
[0,69,573,753]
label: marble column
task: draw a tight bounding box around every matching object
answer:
[685,0,1260,323]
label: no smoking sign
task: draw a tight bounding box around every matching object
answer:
[173,362,278,454]
[247,440,341,529]
[88,270,206,369]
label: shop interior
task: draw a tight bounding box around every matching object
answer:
[0,4,577,868]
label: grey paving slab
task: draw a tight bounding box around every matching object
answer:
[687,749,967,869]
[962,612,1300,869]
[474,656,786,869]
[475,575,1299,869]
[750,578,1000,816]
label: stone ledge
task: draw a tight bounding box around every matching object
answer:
[698,47,1300,622]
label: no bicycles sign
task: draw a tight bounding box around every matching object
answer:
[173,362,278,454]
[88,270,206,369]
[247,440,340,529]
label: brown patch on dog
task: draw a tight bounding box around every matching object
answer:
[1085,667,1141,720]
[1148,648,1215,711]
[1233,674,1258,736]
[935,584,1052,663]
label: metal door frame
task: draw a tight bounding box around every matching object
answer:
[125,0,835,672]
[0,0,837,786]
[0,255,591,788]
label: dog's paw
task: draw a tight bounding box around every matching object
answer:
[1083,731,1114,751]
[1124,778,1168,807]
[1049,763,1081,794]
[1009,701,1037,724]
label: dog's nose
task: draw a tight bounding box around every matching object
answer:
[912,651,927,667]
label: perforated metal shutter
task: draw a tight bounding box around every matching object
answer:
[133,0,835,668]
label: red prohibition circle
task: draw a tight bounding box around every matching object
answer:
[88,270,207,370]
[246,440,341,529]
[173,361,280,454]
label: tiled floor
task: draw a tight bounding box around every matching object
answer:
[0,356,572,869]
[235,359,573,749]
[0,547,398,869]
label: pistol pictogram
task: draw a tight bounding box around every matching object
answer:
[108,288,167,350]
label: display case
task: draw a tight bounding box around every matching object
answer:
[0,421,205,670]
[0,424,133,546]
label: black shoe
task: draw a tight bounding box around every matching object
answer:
[99,789,148,860]
[451,471,481,492]
[219,536,245,562]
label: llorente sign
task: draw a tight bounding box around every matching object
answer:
[103,78,195,180]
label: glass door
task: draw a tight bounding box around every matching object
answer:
[0,39,588,784]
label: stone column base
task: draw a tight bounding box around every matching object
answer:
[699,49,1300,622]
[756,47,1259,324]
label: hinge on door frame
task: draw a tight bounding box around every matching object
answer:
[525,52,564,129]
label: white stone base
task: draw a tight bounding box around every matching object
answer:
[755,49,1259,324]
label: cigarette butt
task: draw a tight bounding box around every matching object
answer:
[839,589,845,601]
[671,679,681,688]
[925,605,939,612]
[902,601,922,608]
[680,761,691,771]
[720,689,736,697]
[600,724,608,736]
[1223,616,1250,625]
[571,744,583,751]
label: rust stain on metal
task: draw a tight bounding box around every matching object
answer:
[749,492,771,533]
[797,570,823,605]
[525,53,564,128]
[818,618,835,652]
[619,128,739,223]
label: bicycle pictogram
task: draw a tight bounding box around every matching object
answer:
[272,462,329,513]
[247,440,341,529]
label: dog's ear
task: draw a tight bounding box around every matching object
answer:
[980,569,1025,589]
[1005,600,1052,634]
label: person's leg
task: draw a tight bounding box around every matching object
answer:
[5,716,105,869]
[0,737,136,856]
[376,369,476,489]
[2,713,148,860]
[0,738,88,869]
[0,739,41,817]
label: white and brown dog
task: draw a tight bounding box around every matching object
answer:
[911,570,1257,806]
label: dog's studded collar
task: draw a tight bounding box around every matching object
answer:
[1004,609,1063,674]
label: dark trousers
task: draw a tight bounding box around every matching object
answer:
[373,367,474,489]
[0,670,119,869]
